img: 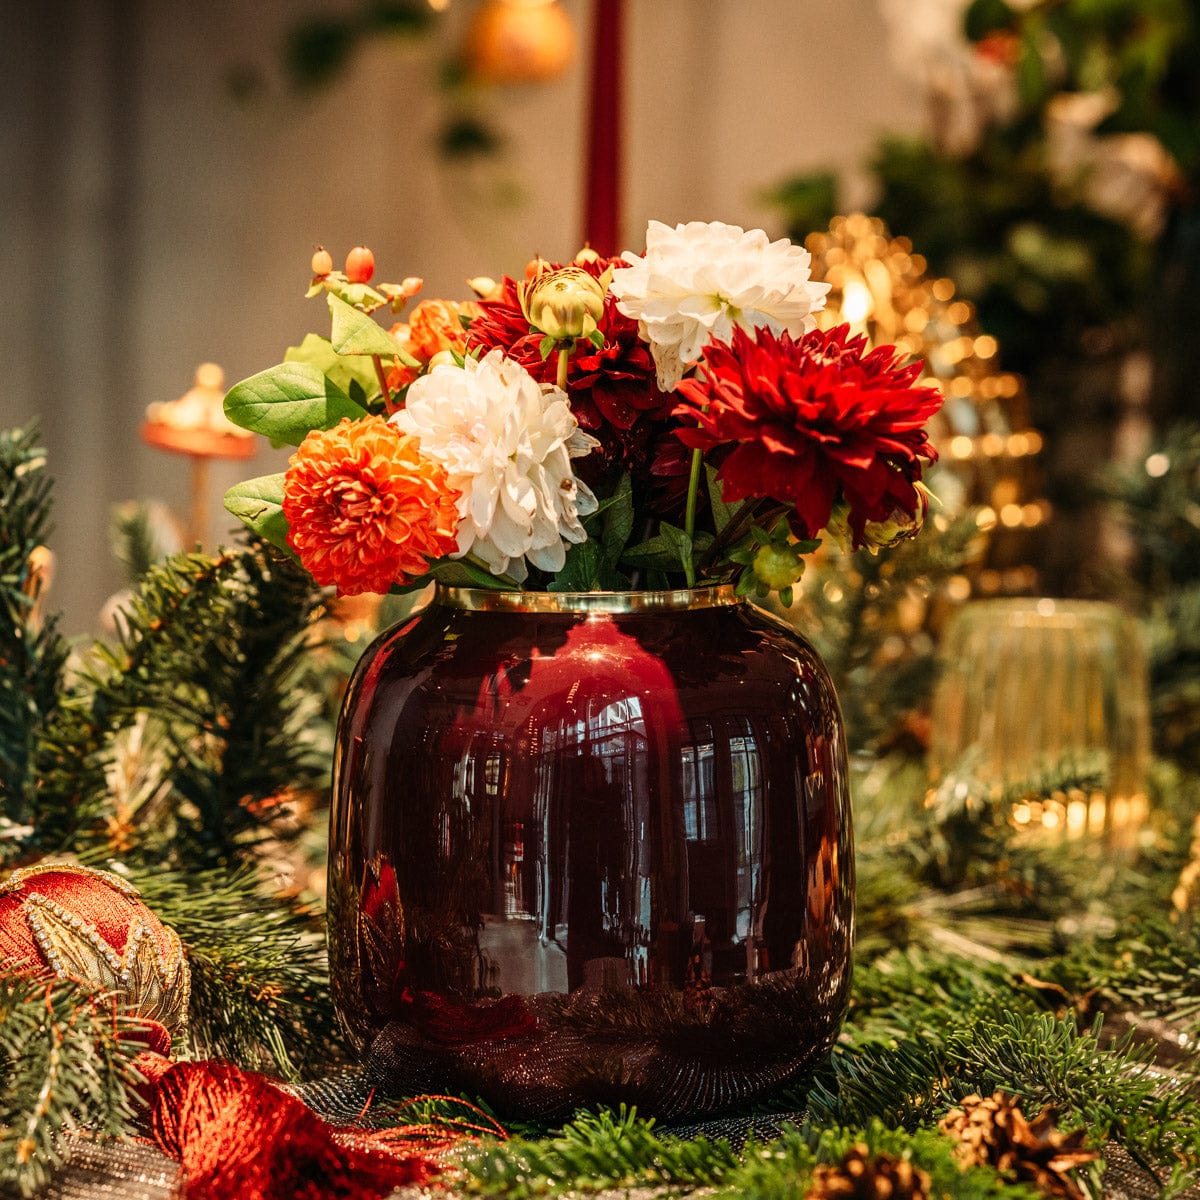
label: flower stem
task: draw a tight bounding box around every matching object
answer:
[556,346,570,393]
[697,498,787,574]
[371,354,394,413]
[682,447,704,588]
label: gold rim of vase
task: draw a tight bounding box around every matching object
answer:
[436,584,741,614]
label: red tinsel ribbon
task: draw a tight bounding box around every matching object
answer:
[148,1061,438,1200]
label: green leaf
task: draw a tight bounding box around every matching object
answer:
[601,473,635,562]
[705,464,743,535]
[539,334,557,360]
[327,292,405,358]
[548,540,603,592]
[223,474,293,554]
[622,533,685,572]
[660,521,693,569]
[224,362,367,446]
[424,557,512,590]
[284,333,380,407]
[622,523,711,573]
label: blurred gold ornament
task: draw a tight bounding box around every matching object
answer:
[465,0,575,84]
[930,598,1150,847]
[807,214,1049,594]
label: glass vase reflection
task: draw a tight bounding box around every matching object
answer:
[328,586,853,1120]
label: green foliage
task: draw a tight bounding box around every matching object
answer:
[732,1123,1041,1200]
[283,2,433,92]
[283,333,378,408]
[0,425,70,838]
[770,0,1198,465]
[223,473,290,555]
[869,131,1147,376]
[463,1106,741,1196]
[26,537,327,869]
[758,172,838,244]
[223,361,367,448]
[0,970,141,1197]
[1102,425,1200,769]
[327,292,408,359]
[109,501,178,586]
[462,1109,1041,1200]
[130,866,339,1078]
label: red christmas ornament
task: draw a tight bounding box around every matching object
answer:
[0,862,455,1196]
[0,862,189,1057]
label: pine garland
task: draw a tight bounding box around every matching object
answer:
[0,970,142,1197]
[461,1110,1041,1200]
[0,425,71,849]
[26,538,328,868]
[130,865,340,1078]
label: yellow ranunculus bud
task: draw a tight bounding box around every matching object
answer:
[519,266,608,341]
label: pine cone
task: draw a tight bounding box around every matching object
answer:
[806,1143,931,1200]
[939,1092,1099,1200]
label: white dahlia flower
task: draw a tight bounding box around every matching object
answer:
[609,219,831,391]
[392,350,598,580]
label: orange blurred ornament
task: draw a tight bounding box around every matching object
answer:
[465,0,575,84]
[141,362,256,549]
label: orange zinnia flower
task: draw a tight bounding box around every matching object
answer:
[282,416,460,596]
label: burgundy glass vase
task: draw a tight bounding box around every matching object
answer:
[328,586,853,1120]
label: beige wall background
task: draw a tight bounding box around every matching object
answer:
[1,0,920,633]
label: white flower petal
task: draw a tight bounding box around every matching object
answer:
[610,219,829,391]
[399,348,598,578]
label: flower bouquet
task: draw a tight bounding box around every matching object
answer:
[223,220,943,604]
[222,221,946,1116]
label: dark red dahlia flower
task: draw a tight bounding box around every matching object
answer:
[673,324,943,542]
[467,256,675,486]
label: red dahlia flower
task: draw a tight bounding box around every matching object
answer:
[466,256,675,484]
[673,324,943,543]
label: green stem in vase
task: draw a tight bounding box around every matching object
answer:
[682,446,704,588]
[556,346,570,393]
[371,354,394,412]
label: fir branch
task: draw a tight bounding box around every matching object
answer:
[462,1109,1039,1200]
[808,998,1200,1191]
[0,970,142,1198]
[34,536,329,868]
[108,500,178,586]
[728,1121,1040,1200]
[1049,918,1200,1033]
[462,1106,739,1197]
[128,865,341,1079]
[0,424,70,850]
